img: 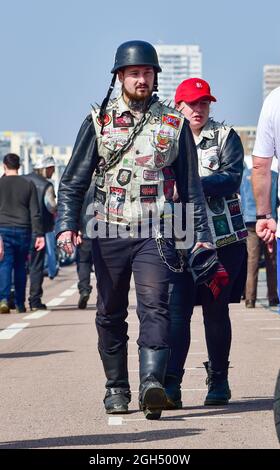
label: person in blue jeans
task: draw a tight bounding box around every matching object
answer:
[0,154,44,313]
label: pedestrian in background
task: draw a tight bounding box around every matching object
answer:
[25,155,57,310]
[0,153,44,313]
[240,155,278,308]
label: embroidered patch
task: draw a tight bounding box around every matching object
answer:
[94,187,106,205]
[96,114,112,127]
[207,197,225,215]
[122,157,133,168]
[113,110,134,128]
[162,114,181,129]
[140,184,158,197]
[108,187,126,215]
[162,166,175,180]
[117,169,132,186]
[227,200,241,216]
[143,170,159,181]
[154,152,168,168]
[213,214,230,236]
[164,180,175,200]
[216,233,237,248]
[135,155,153,166]
[237,229,248,240]
[231,215,245,231]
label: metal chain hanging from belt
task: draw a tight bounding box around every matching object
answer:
[155,233,185,273]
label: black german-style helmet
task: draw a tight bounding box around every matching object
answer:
[187,246,219,285]
[99,40,161,134]
[111,40,162,73]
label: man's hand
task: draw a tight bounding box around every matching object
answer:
[0,235,4,261]
[34,236,45,251]
[57,230,78,254]
[256,218,277,253]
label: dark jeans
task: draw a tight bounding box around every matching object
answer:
[246,224,278,302]
[76,238,93,294]
[167,242,247,376]
[28,236,46,307]
[92,236,178,354]
[0,227,31,306]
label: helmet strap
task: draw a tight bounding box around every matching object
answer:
[153,72,158,92]
[99,73,117,135]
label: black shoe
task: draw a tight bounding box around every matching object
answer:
[78,291,90,309]
[104,388,131,414]
[269,298,279,307]
[204,361,231,406]
[30,303,47,311]
[245,300,255,308]
[16,305,26,313]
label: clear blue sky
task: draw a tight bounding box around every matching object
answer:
[1,0,280,145]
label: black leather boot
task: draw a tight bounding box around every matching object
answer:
[139,347,169,420]
[99,346,131,414]
[164,371,184,409]
[204,361,231,406]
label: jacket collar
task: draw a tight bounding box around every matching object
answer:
[193,118,216,145]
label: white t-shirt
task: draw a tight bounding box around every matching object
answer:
[253,86,280,236]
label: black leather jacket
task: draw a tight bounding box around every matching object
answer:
[56,113,212,243]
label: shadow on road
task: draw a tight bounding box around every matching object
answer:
[0,350,72,359]
[165,397,274,420]
[0,428,204,449]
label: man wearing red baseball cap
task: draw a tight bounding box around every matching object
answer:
[165,78,247,409]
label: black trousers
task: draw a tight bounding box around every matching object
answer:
[167,242,247,375]
[76,238,93,294]
[28,241,46,307]
[92,236,179,354]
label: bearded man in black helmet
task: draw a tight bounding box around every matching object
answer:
[56,40,214,420]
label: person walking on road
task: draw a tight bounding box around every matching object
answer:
[240,155,278,308]
[0,153,44,313]
[164,78,247,409]
[56,40,213,420]
[252,86,280,296]
[25,155,57,310]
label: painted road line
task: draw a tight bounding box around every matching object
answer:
[260,327,280,330]
[108,415,242,425]
[244,318,280,321]
[23,310,50,320]
[70,283,78,289]
[188,352,206,355]
[47,297,66,307]
[59,288,77,297]
[0,323,29,340]
[266,338,280,340]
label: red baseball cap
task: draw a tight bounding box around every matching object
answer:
[175,78,217,105]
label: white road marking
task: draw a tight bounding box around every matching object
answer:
[266,338,280,340]
[59,288,77,297]
[244,318,280,321]
[23,310,50,320]
[260,327,280,330]
[108,417,123,425]
[70,283,78,289]
[108,415,242,425]
[188,352,206,355]
[0,323,29,340]
[47,298,66,307]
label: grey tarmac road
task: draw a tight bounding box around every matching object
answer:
[0,265,279,450]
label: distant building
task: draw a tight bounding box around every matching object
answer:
[263,65,280,100]
[154,44,202,103]
[235,126,257,156]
